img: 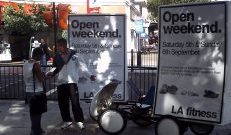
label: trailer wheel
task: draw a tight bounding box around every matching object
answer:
[190,123,214,135]
[98,109,127,135]
[89,97,113,121]
[155,116,182,135]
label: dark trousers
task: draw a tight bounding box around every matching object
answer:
[57,83,84,122]
[30,113,42,135]
[27,92,43,135]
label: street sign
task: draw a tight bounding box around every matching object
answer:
[135,19,144,33]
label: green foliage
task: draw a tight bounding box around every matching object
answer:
[147,0,212,22]
[3,3,49,36]
[61,30,68,40]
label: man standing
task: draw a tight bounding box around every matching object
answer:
[39,39,51,73]
[47,38,95,130]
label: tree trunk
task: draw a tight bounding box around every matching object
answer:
[9,35,30,62]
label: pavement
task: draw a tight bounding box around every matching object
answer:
[0,99,231,135]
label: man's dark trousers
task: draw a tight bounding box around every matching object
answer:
[57,83,84,122]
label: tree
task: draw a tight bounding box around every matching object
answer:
[147,0,212,22]
[2,3,50,61]
[3,3,49,36]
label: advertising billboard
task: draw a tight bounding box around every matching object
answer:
[68,14,127,101]
[155,2,226,123]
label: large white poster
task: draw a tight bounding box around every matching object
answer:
[68,14,126,101]
[155,2,226,123]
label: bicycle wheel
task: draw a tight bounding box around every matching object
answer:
[98,109,127,135]
[190,123,214,135]
[155,116,182,135]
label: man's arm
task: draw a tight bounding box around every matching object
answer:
[47,52,64,76]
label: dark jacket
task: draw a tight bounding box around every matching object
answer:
[40,43,50,60]
[53,49,76,75]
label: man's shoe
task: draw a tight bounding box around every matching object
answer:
[167,85,178,94]
[76,122,85,130]
[159,84,168,94]
[61,122,72,129]
[204,90,219,98]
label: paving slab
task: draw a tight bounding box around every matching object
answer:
[0,100,231,135]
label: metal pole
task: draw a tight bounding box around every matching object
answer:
[137,33,141,66]
[52,2,57,54]
[29,36,34,59]
[131,49,134,72]
[87,0,89,13]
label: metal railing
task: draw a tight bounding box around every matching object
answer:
[0,64,25,99]
[128,49,158,68]
[0,50,158,102]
